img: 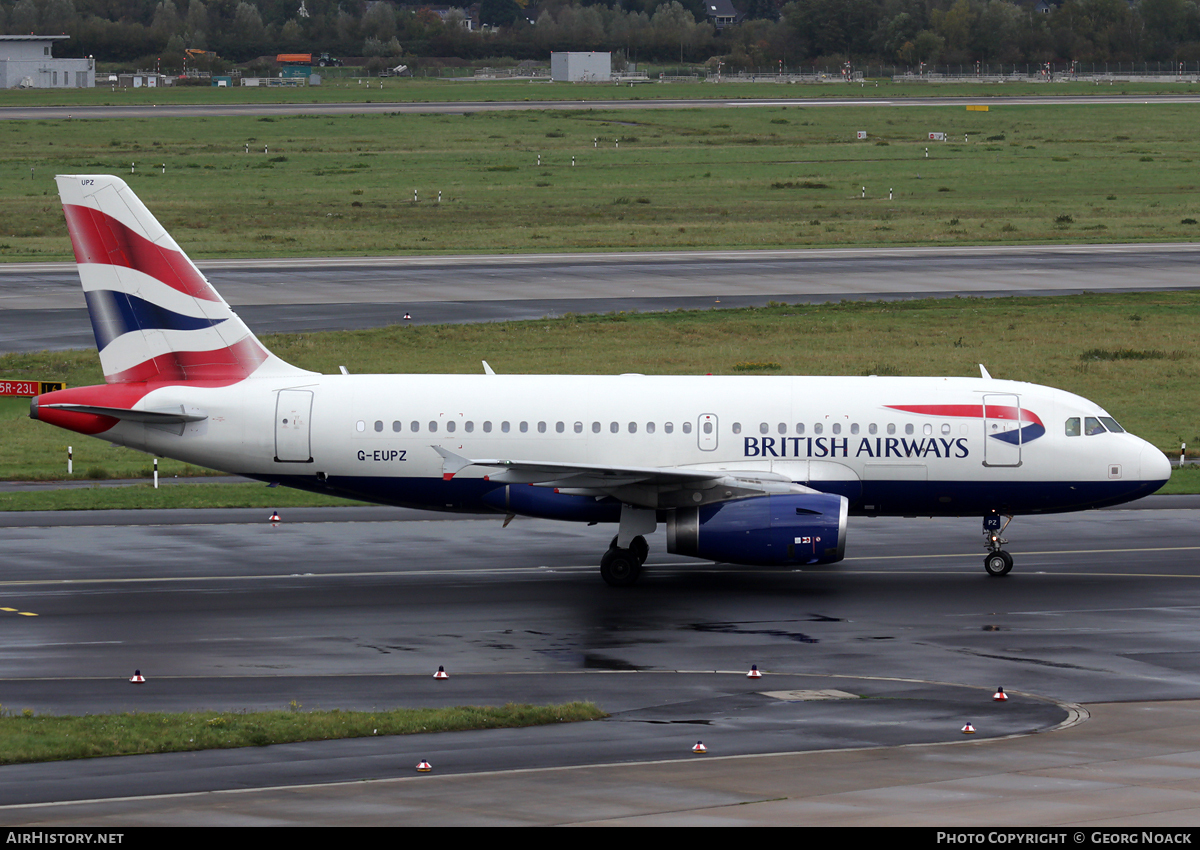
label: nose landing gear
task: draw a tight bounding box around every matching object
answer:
[983,512,1014,576]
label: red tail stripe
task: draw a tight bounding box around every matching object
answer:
[105,337,268,385]
[62,203,220,302]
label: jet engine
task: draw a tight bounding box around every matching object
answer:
[666,493,848,566]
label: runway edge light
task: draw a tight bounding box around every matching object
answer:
[692,741,707,754]
[993,687,1008,702]
[417,760,432,773]
[747,665,762,679]
[130,669,145,683]
[434,665,449,680]
[962,723,976,734]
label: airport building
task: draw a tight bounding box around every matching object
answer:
[550,52,611,82]
[0,35,94,89]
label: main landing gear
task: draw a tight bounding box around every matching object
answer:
[983,511,1014,577]
[600,534,649,587]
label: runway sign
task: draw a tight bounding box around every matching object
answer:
[0,381,65,396]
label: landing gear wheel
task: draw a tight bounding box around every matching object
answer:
[600,548,641,587]
[984,550,1013,577]
[608,535,649,565]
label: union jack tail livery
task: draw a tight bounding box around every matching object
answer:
[56,174,305,385]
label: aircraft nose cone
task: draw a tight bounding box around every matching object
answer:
[1141,443,1171,486]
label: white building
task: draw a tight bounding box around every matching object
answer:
[0,36,94,89]
[551,52,611,82]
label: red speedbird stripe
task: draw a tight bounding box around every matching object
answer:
[885,404,1044,426]
[62,204,220,302]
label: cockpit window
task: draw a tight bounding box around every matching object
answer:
[1084,416,1106,436]
[1065,417,1080,437]
[1099,416,1125,433]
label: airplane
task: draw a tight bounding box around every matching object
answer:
[30,175,1172,586]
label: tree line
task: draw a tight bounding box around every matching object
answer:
[4,0,1199,72]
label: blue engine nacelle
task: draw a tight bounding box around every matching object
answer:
[665,493,848,566]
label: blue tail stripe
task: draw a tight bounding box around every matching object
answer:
[84,290,224,351]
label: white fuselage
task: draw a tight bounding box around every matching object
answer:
[101,372,1168,519]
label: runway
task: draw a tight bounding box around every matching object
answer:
[4,93,1200,122]
[1,498,1200,824]
[2,243,1198,351]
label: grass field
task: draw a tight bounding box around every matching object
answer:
[0,702,604,765]
[4,100,1200,259]
[1,293,1195,498]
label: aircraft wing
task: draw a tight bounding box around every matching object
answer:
[432,446,813,508]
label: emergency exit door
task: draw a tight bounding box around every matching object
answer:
[275,390,313,463]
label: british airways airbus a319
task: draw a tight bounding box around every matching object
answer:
[30,175,1171,585]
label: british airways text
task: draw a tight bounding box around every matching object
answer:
[744,436,970,459]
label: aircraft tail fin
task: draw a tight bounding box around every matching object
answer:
[55,174,311,385]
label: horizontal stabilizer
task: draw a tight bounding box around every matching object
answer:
[39,403,207,424]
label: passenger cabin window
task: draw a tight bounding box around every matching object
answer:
[392,421,402,433]
[732,422,742,435]
[1065,418,1081,437]
[664,422,674,433]
[682,422,692,434]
